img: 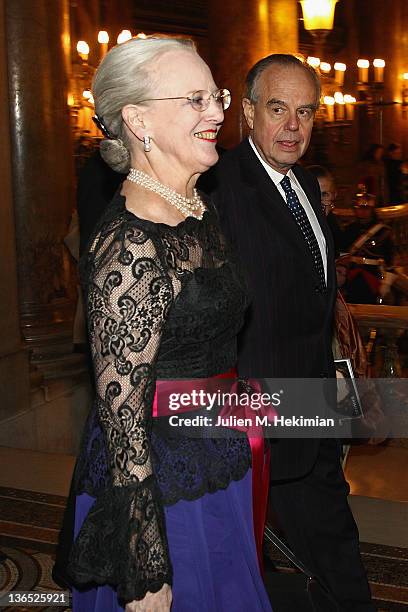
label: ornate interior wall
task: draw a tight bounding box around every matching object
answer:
[0,0,406,453]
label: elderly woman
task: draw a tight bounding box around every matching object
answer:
[66,37,271,612]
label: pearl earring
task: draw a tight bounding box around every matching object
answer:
[143,135,151,152]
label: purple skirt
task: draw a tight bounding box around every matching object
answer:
[72,469,272,612]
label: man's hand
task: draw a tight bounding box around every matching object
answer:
[125,584,172,612]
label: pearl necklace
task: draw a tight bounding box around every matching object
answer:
[127,168,206,220]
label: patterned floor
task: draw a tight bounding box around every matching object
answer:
[0,487,70,611]
[0,546,71,611]
[0,485,407,611]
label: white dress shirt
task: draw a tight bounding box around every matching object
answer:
[248,137,327,281]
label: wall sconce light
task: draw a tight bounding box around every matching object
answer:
[98,30,109,59]
[300,0,338,32]
[323,93,355,124]
[356,59,395,139]
[334,91,345,120]
[343,94,356,120]
[76,40,89,62]
[117,30,132,44]
[307,56,321,68]
[82,90,94,104]
[333,62,346,86]
[373,59,385,83]
[300,0,338,57]
[323,95,335,122]
[357,59,386,108]
[72,28,148,145]
[357,59,370,83]
[320,62,331,74]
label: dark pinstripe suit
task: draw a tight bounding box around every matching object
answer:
[211,138,375,611]
[212,137,336,480]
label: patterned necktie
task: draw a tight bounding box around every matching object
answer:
[280,175,326,289]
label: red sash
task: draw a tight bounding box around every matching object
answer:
[152,369,272,574]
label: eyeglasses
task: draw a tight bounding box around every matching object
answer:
[138,88,231,112]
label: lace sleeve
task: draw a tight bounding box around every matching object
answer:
[69,222,174,602]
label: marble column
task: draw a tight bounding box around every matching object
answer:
[208,0,298,147]
[5,0,76,363]
[0,0,30,435]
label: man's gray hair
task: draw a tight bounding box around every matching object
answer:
[244,54,321,106]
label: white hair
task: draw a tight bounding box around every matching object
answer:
[92,36,196,173]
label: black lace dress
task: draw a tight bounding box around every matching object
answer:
[67,191,252,603]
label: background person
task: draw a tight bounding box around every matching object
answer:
[358,143,388,206]
[384,143,404,204]
[342,193,393,305]
[307,164,345,257]
[77,151,122,256]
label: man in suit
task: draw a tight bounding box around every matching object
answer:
[212,54,375,611]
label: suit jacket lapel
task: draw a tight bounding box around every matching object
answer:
[292,164,330,244]
[237,140,313,253]
[237,140,329,285]
[293,164,336,292]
